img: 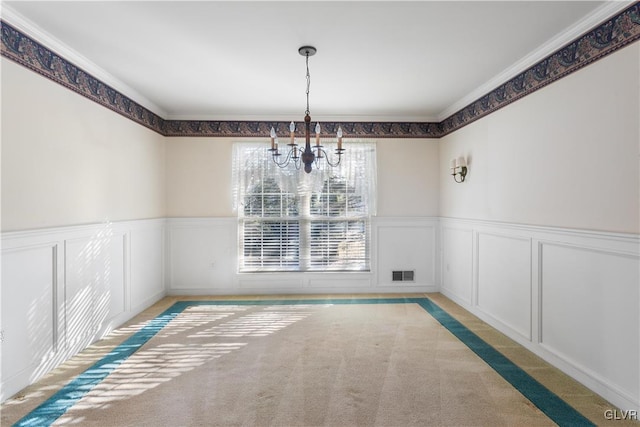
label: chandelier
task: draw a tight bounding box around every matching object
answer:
[269,46,344,174]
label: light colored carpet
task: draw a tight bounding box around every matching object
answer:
[55,303,552,425]
[3,295,634,426]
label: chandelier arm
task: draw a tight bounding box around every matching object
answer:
[273,148,305,170]
[271,148,293,168]
[313,147,343,168]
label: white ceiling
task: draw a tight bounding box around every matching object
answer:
[2,1,630,122]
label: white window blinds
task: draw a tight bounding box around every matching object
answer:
[232,141,376,272]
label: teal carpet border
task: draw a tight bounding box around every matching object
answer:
[14,297,594,427]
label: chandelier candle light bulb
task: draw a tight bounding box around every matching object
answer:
[270,127,276,150]
[289,121,295,145]
[269,46,345,173]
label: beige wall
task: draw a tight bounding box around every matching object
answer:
[376,138,439,217]
[4,41,638,233]
[164,137,235,217]
[164,137,440,218]
[1,59,166,231]
[440,43,640,234]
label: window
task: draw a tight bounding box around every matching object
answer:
[242,177,300,270]
[233,142,376,272]
[309,176,368,269]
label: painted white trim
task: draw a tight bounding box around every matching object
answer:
[1,218,167,243]
[440,216,640,412]
[3,215,639,411]
[475,231,533,341]
[1,218,166,402]
[439,216,639,247]
[440,225,473,305]
[164,216,439,295]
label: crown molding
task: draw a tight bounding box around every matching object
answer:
[437,1,636,121]
[0,3,168,118]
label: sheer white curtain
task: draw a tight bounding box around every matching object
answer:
[232,141,377,214]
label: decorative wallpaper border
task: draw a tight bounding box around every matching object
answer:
[1,21,166,135]
[161,120,440,138]
[438,2,640,137]
[1,2,639,139]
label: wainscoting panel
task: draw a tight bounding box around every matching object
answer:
[375,217,438,292]
[130,222,165,312]
[1,243,59,402]
[441,226,473,305]
[439,217,640,411]
[540,241,640,407]
[0,219,166,402]
[166,218,236,292]
[4,215,638,411]
[165,217,438,295]
[64,232,126,353]
[476,232,532,341]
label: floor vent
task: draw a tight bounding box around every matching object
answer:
[392,270,415,282]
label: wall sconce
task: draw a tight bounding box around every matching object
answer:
[450,157,468,183]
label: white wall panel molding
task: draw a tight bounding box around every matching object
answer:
[475,231,532,341]
[5,214,638,410]
[165,216,438,295]
[440,225,473,305]
[1,243,60,402]
[165,217,236,293]
[129,222,166,314]
[538,240,639,410]
[63,231,128,353]
[1,218,165,402]
[440,217,639,246]
[374,217,439,292]
[440,216,640,411]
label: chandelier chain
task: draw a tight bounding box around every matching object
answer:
[305,52,311,116]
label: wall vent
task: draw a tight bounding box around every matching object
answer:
[392,270,415,282]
